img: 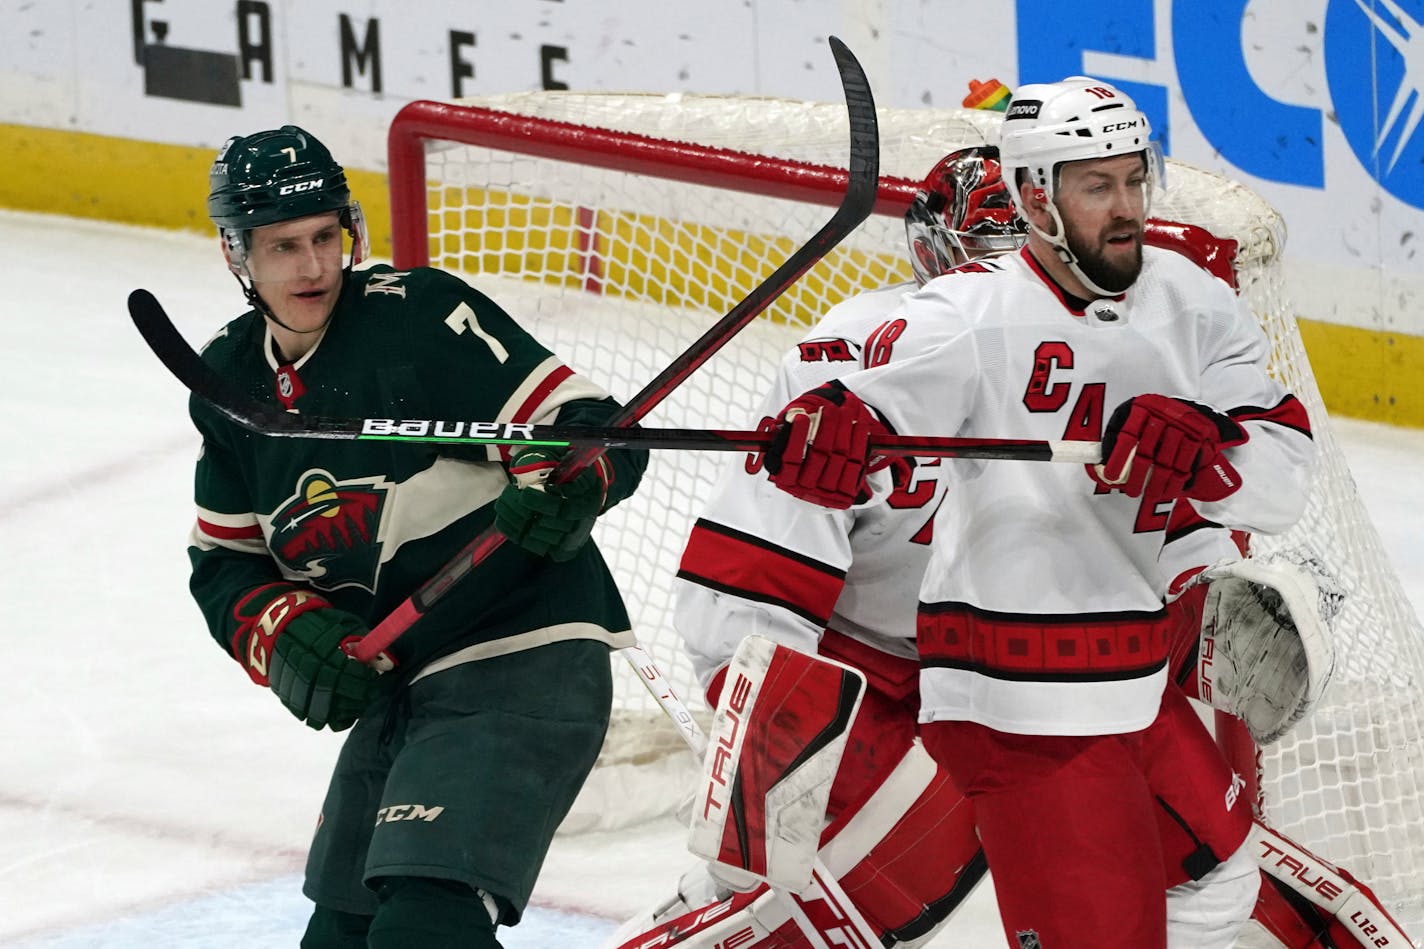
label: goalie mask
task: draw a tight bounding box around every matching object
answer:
[207,125,369,279]
[904,145,1027,285]
[998,77,1165,295]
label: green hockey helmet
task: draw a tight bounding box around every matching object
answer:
[208,125,368,275]
[208,126,350,229]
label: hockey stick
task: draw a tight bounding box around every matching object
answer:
[111,361,1103,465]
[620,644,881,949]
[131,35,879,666]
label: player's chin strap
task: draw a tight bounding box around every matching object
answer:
[228,271,303,337]
[1190,556,1340,745]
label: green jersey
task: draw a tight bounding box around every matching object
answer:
[188,264,647,669]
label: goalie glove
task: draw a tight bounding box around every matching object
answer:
[1193,558,1338,745]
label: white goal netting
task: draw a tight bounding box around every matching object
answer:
[389,92,1424,934]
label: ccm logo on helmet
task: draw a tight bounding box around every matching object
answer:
[278,179,324,195]
[1102,120,1144,133]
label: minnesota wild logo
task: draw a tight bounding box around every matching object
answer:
[270,469,391,592]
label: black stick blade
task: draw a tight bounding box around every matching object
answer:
[127,288,289,433]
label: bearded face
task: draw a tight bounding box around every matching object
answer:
[1044,153,1150,296]
[1063,213,1143,294]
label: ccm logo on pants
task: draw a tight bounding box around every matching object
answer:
[375,804,446,826]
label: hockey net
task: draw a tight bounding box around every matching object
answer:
[388,93,1424,932]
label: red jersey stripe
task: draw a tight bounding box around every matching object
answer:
[918,601,1172,681]
[511,363,576,422]
[501,363,577,461]
[197,518,263,541]
[677,519,845,628]
[1228,393,1312,438]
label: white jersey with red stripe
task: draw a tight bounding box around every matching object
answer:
[828,246,1314,736]
[675,282,944,689]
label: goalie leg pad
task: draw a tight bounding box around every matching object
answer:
[604,871,884,949]
[610,697,983,949]
[814,631,985,939]
[1246,821,1415,949]
[608,766,981,949]
[691,635,866,892]
[603,887,781,949]
[823,741,984,943]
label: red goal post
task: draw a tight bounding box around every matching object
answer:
[387,93,1424,933]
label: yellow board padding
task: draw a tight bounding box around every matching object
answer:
[0,123,393,258]
[2,121,1418,428]
[1297,319,1424,428]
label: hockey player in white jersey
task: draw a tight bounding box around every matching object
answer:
[753,77,1311,947]
[612,140,1412,949]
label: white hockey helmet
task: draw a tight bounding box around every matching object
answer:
[999,76,1162,212]
[998,77,1164,295]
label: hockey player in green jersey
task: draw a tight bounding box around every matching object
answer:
[187,125,648,948]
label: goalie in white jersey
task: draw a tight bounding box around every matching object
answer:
[754,78,1323,948]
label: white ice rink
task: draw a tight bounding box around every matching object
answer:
[3,209,1423,947]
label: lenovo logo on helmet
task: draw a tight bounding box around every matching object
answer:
[278,179,323,195]
[1006,100,1041,120]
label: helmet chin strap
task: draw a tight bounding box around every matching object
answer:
[1029,202,1122,299]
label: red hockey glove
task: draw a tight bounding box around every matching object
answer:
[1095,395,1248,504]
[763,381,887,509]
[231,583,379,731]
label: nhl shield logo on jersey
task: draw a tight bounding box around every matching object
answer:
[274,364,307,410]
[1016,931,1042,949]
[270,469,391,592]
[1089,300,1123,324]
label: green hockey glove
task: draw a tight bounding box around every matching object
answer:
[494,447,610,562]
[231,584,379,731]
